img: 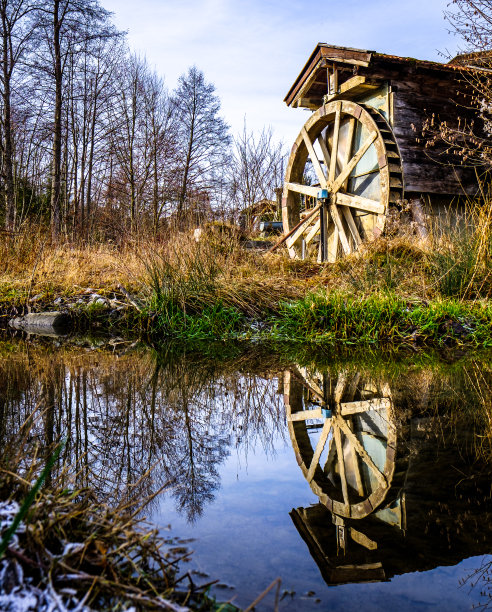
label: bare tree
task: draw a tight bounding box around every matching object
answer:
[427,1,492,168]
[0,0,39,230]
[142,70,178,235]
[445,0,492,51]
[228,123,286,221]
[172,66,230,219]
[33,0,120,239]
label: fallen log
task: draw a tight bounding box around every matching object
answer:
[9,312,71,335]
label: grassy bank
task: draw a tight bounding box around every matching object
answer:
[0,447,225,611]
[0,203,490,346]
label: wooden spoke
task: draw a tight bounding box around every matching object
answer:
[330,130,377,195]
[305,218,321,246]
[288,408,324,422]
[341,207,362,247]
[334,371,348,403]
[380,382,392,397]
[323,436,338,474]
[292,367,325,404]
[349,422,365,497]
[327,222,339,263]
[328,103,341,184]
[336,416,387,486]
[301,127,327,189]
[286,203,322,250]
[317,133,331,169]
[307,419,332,482]
[346,373,361,402]
[285,182,320,198]
[340,397,391,416]
[334,424,350,507]
[329,203,351,255]
[298,367,324,397]
[335,192,385,215]
[342,117,356,191]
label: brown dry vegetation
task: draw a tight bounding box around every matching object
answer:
[0,197,490,324]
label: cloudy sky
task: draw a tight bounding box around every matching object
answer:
[103,0,462,145]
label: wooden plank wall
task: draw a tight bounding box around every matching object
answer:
[367,62,482,196]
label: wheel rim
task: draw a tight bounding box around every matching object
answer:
[281,101,404,260]
[285,366,397,519]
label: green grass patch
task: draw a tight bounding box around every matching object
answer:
[136,290,492,347]
[269,291,492,346]
[144,302,246,340]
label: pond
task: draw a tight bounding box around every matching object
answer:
[0,337,491,611]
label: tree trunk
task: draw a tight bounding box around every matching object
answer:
[178,126,193,216]
[1,8,15,231]
[51,0,63,240]
[86,75,99,237]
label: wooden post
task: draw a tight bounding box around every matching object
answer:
[409,198,429,239]
[319,202,329,262]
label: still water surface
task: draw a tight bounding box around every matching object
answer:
[0,338,491,610]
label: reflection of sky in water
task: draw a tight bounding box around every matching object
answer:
[1,343,491,611]
[156,429,491,611]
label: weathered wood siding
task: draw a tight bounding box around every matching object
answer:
[392,76,479,195]
[357,59,482,196]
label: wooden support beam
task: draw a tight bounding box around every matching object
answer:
[350,528,377,550]
[286,206,321,249]
[324,76,381,102]
[305,218,320,246]
[268,203,321,253]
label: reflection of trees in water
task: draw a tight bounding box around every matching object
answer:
[142,349,286,521]
[0,343,286,520]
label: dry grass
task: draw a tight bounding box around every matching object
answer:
[0,411,216,611]
[0,199,490,313]
[0,224,305,312]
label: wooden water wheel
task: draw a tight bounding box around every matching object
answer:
[284,366,397,518]
[281,101,404,261]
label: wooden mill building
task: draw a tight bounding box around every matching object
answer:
[278,44,487,260]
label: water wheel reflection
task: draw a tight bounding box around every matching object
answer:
[284,364,492,589]
[285,367,401,520]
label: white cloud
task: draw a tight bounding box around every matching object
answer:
[103,0,460,144]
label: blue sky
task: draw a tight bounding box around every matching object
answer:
[103,0,462,144]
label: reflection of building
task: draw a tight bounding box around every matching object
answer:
[285,366,492,586]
